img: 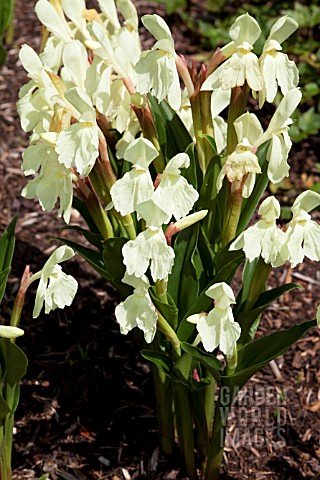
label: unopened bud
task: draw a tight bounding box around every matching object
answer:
[0,326,24,338]
[130,92,147,108]
[174,210,208,231]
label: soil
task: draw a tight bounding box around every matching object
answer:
[0,1,320,479]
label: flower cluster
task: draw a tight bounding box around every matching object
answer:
[17,1,320,359]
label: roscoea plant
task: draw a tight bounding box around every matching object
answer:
[17,2,320,478]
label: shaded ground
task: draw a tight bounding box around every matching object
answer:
[0,1,320,479]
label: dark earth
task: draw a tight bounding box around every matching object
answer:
[0,1,320,479]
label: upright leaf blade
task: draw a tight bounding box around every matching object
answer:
[0,216,17,304]
[222,319,317,393]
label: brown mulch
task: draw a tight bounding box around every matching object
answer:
[0,1,320,479]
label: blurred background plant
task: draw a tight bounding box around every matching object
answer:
[0,0,16,65]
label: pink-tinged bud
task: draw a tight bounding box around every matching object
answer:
[165,223,180,246]
[154,174,162,189]
[207,48,225,77]
[193,368,201,382]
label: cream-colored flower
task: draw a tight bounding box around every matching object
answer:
[153,153,199,220]
[279,191,320,268]
[135,14,181,110]
[202,14,263,92]
[110,137,158,215]
[258,16,299,106]
[122,199,175,281]
[255,88,302,183]
[31,246,78,318]
[217,112,263,197]
[115,273,157,343]
[55,88,99,175]
[187,283,240,358]
[230,196,285,265]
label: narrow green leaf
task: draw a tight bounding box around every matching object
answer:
[222,319,317,392]
[0,394,11,423]
[168,224,199,320]
[0,216,17,303]
[177,248,244,342]
[141,349,173,378]
[172,352,192,386]
[237,283,302,345]
[0,340,27,387]
[55,237,110,281]
[102,237,131,296]
[181,342,221,384]
[72,196,100,234]
[197,154,222,243]
[64,225,103,250]
[149,288,178,330]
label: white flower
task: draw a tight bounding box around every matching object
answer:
[122,199,175,281]
[32,246,78,318]
[115,273,157,343]
[258,16,299,106]
[202,14,263,92]
[153,153,199,220]
[135,14,181,110]
[17,45,56,133]
[55,88,99,176]
[230,196,285,265]
[85,57,112,115]
[110,137,159,216]
[255,88,302,183]
[90,21,136,82]
[279,191,320,268]
[22,136,73,223]
[60,40,89,90]
[217,112,263,198]
[187,283,241,358]
[35,0,73,42]
[0,326,24,338]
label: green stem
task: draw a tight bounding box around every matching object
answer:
[191,91,206,174]
[175,384,196,480]
[238,258,272,345]
[157,313,180,356]
[205,398,227,480]
[151,363,174,456]
[155,279,168,304]
[221,184,243,247]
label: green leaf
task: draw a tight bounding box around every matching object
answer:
[149,288,178,330]
[222,319,317,393]
[237,283,302,345]
[64,225,103,250]
[72,196,100,234]
[148,95,193,160]
[0,216,17,304]
[168,224,199,320]
[177,248,244,342]
[181,342,221,384]
[0,339,27,387]
[237,142,270,234]
[141,349,173,378]
[172,352,192,386]
[55,237,110,281]
[196,228,215,289]
[102,237,131,296]
[197,154,223,243]
[0,394,11,423]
